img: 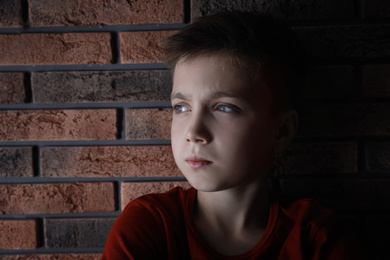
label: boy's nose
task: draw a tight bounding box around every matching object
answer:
[185,114,212,144]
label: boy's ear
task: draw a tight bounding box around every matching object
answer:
[275,109,298,155]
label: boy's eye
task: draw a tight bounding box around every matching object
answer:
[173,105,190,113]
[215,104,238,113]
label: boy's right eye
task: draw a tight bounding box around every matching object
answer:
[172,105,190,114]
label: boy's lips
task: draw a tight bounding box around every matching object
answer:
[185,156,213,169]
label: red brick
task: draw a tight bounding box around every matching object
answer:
[279,178,390,212]
[0,147,33,177]
[0,183,115,214]
[44,218,115,248]
[32,71,172,103]
[0,0,23,28]
[191,0,355,21]
[0,255,101,260]
[303,66,355,98]
[41,146,180,178]
[363,0,390,19]
[0,220,38,249]
[119,31,175,63]
[0,109,117,141]
[29,0,184,27]
[126,109,171,140]
[297,103,390,137]
[362,64,390,97]
[121,181,191,209]
[275,142,358,175]
[0,73,25,104]
[296,25,390,59]
[365,142,390,172]
[0,33,112,65]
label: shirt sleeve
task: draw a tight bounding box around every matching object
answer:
[311,215,365,260]
[102,200,166,260]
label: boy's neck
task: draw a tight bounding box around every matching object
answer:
[193,181,269,255]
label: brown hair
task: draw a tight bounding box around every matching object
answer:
[164,11,305,110]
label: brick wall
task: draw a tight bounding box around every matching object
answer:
[0,0,389,259]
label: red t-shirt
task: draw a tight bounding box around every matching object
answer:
[102,187,362,259]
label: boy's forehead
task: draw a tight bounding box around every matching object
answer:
[171,54,269,100]
[175,53,239,72]
[173,59,249,95]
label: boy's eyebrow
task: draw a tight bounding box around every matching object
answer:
[170,92,187,100]
[212,91,247,99]
[170,90,249,101]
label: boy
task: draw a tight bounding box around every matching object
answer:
[102,12,361,259]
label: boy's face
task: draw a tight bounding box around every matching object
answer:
[171,55,282,192]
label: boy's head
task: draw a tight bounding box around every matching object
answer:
[165,12,303,191]
[164,11,305,112]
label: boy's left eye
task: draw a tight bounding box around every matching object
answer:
[172,104,190,113]
[215,104,237,113]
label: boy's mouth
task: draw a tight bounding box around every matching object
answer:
[185,156,213,169]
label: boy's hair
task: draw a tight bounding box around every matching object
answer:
[164,11,305,111]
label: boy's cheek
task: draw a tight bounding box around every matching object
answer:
[171,125,183,139]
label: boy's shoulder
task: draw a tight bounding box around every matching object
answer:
[278,197,344,239]
[280,198,364,259]
[103,186,195,259]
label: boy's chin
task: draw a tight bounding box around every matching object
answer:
[186,180,237,193]
[184,179,224,193]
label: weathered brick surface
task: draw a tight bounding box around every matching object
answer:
[362,64,390,97]
[29,0,184,27]
[298,104,390,137]
[296,25,390,59]
[365,142,390,172]
[0,183,115,214]
[0,109,117,141]
[45,218,115,248]
[191,0,355,20]
[121,181,191,209]
[0,220,38,249]
[275,142,358,175]
[32,70,172,103]
[0,255,101,260]
[0,0,23,28]
[279,178,390,212]
[126,109,171,140]
[303,66,355,98]
[0,73,25,104]
[120,31,175,63]
[363,0,390,19]
[0,147,33,177]
[0,33,112,65]
[41,146,180,178]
